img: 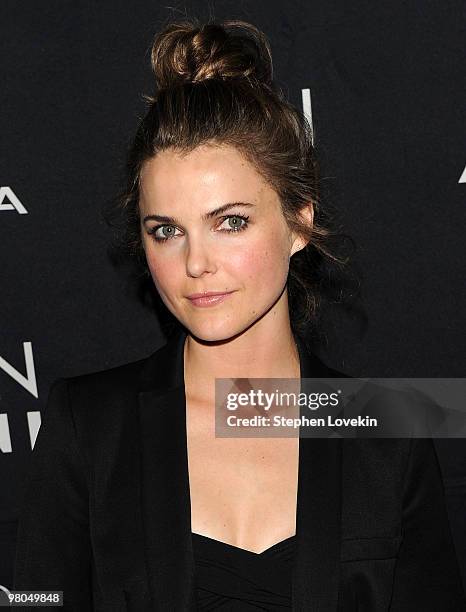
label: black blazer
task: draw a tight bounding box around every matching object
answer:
[13,327,466,611]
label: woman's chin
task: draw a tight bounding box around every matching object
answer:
[181,318,247,344]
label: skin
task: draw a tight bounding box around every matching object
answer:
[139,142,314,552]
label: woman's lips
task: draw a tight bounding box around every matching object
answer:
[187,291,235,307]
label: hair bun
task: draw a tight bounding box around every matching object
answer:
[150,19,273,90]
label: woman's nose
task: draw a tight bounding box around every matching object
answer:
[185,239,217,277]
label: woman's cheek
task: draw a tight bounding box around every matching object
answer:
[245,239,289,278]
[227,248,261,278]
[146,256,171,296]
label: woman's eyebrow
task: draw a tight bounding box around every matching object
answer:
[142,201,255,225]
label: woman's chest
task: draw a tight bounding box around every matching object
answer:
[186,396,300,553]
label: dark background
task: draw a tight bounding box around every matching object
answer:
[1,0,465,592]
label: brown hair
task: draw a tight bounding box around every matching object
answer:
[106,18,355,339]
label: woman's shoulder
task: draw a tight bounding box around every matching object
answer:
[63,353,151,396]
[52,338,175,421]
[295,332,350,380]
[76,356,140,382]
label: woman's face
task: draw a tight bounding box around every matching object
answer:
[139,143,308,341]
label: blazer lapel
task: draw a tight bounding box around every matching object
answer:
[293,334,342,611]
[136,327,342,611]
[137,327,196,610]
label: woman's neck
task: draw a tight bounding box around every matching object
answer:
[183,320,301,403]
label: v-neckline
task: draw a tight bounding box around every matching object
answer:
[191,531,296,556]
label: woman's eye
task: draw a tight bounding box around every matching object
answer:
[149,225,180,242]
[219,214,250,233]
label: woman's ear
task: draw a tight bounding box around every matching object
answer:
[290,203,314,256]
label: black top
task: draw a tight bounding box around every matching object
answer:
[192,532,295,610]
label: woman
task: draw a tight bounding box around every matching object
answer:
[13,18,465,611]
